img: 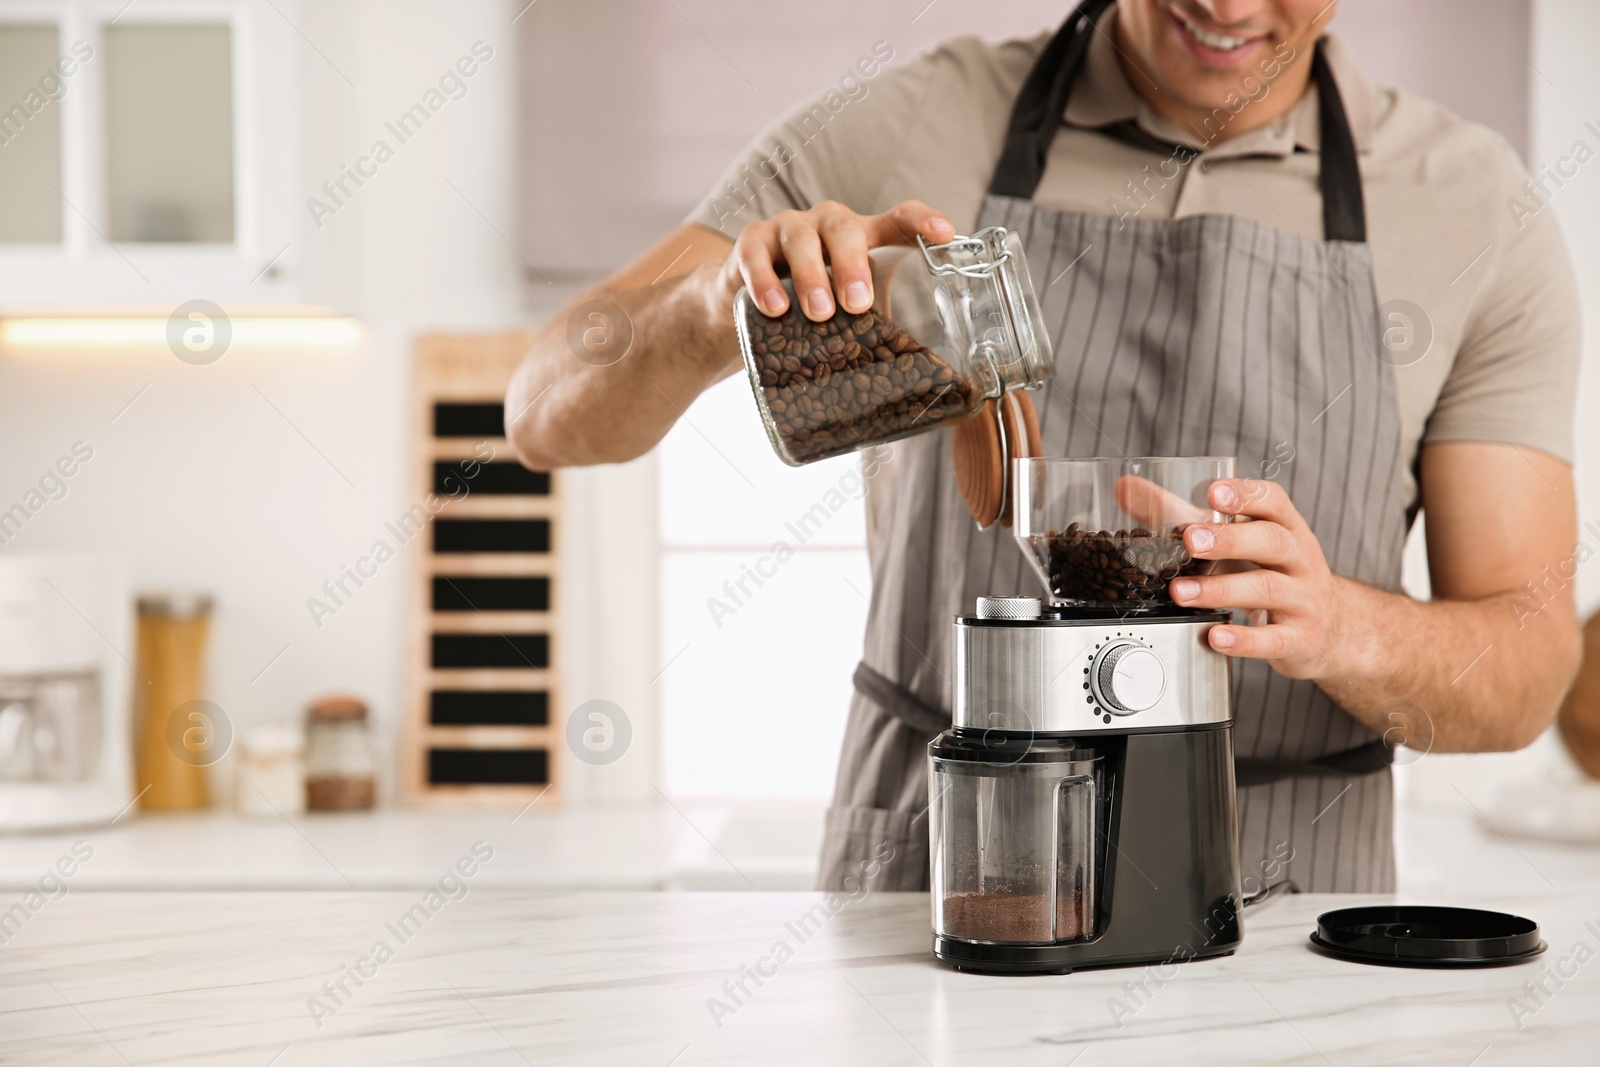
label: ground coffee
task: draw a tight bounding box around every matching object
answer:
[747,306,977,463]
[942,889,1086,942]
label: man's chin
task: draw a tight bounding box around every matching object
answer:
[1157,81,1267,121]
[1150,44,1286,115]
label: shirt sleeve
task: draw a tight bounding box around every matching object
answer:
[1421,139,1582,463]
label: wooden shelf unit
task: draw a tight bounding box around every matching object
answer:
[406,333,560,807]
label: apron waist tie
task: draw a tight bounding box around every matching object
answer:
[854,660,1393,786]
[851,662,950,738]
[1234,741,1393,788]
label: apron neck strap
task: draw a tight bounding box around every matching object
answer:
[1311,43,1366,242]
[988,0,1114,200]
[986,2,1367,243]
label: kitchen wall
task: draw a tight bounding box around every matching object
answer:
[1336,0,1531,159]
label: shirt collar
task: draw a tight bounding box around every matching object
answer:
[1062,6,1375,158]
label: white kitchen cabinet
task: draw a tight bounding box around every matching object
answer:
[0,0,304,308]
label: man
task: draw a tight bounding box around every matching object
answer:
[508,0,1581,892]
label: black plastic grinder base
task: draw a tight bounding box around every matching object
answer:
[933,934,1236,975]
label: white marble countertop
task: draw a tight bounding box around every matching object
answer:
[1,801,1598,898]
[2,888,1596,1065]
[0,803,828,891]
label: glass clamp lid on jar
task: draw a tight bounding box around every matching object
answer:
[735,226,1055,466]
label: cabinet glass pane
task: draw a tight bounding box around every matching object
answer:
[105,24,234,242]
[0,25,64,242]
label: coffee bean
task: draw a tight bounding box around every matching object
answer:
[1038,524,1205,606]
[742,293,979,463]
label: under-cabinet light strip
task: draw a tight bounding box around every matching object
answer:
[0,317,364,350]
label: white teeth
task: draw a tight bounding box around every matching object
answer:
[1180,15,1250,50]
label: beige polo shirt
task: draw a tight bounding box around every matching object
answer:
[687,10,1581,509]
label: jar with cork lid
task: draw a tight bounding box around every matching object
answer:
[304,695,377,811]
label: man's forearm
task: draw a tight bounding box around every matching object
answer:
[507,256,739,469]
[1316,576,1580,753]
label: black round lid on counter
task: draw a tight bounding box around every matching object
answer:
[1310,906,1546,968]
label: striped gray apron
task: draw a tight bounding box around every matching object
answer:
[820,2,1406,894]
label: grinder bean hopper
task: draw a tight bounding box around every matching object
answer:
[928,456,1243,973]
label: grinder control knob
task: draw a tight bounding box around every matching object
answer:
[1093,642,1165,714]
[976,596,1043,620]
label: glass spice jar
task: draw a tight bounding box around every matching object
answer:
[735,226,1054,466]
[235,723,305,817]
[304,695,377,812]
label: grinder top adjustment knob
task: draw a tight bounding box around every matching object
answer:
[1092,641,1165,715]
[975,596,1043,620]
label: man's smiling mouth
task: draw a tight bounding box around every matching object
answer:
[1174,12,1259,52]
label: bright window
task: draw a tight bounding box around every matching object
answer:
[657,375,869,800]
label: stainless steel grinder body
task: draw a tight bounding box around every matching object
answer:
[929,597,1244,974]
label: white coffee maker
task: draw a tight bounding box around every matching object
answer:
[0,556,134,829]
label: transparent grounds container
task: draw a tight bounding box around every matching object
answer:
[930,741,1101,945]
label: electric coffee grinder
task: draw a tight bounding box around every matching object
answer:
[929,456,1243,974]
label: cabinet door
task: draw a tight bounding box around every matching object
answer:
[0,0,301,308]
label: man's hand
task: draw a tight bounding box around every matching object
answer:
[1167,479,1346,680]
[729,199,956,321]
[1162,448,1582,756]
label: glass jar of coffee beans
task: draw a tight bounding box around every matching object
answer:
[735,226,1054,466]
